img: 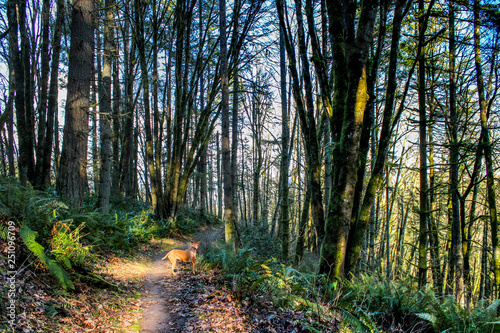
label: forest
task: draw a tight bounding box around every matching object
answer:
[1,0,500,331]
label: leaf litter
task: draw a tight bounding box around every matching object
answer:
[1,233,339,332]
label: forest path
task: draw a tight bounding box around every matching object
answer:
[139,226,224,332]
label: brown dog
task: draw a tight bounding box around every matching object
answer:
[161,242,200,276]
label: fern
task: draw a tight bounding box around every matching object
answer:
[50,221,96,269]
[482,299,500,317]
[20,224,74,290]
[341,307,379,333]
[415,312,436,324]
[0,224,7,240]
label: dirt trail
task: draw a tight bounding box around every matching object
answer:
[139,227,223,332]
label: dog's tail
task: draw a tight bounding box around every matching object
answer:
[161,251,170,260]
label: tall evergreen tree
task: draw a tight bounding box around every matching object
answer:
[56,0,94,206]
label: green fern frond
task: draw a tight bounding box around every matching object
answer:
[20,224,74,290]
[0,224,7,240]
[482,299,500,317]
[341,308,379,333]
[416,312,436,324]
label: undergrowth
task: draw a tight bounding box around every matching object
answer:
[201,226,500,333]
[0,176,212,291]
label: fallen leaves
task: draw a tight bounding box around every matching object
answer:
[1,234,339,333]
[148,271,339,332]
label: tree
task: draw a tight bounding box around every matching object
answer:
[33,0,52,189]
[98,0,116,213]
[276,0,325,254]
[119,1,137,198]
[448,0,464,304]
[221,0,236,249]
[7,0,35,185]
[319,0,377,279]
[279,24,290,261]
[344,0,409,276]
[474,0,499,299]
[56,0,95,206]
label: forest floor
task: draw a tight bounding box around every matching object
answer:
[137,226,331,332]
[7,226,337,332]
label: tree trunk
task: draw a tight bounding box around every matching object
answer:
[98,0,115,213]
[448,0,464,304]
[136,0,164,217]
[474,0,499,299]
[19,0,35,185]
[319,0,377,279]
[120,3,136,198]
[232,72,239,222]
[111,41,121,196]
[56,0,94,206]
[221,0,235,249]
[45,0,65,185]
[343,0,398,276]
[279,25,291,261]
[7,0,33,185]
[6,62,15,176]
[92,35,100,194]
[276,0,325,252]
[198,0,207,213]
[34,0,51,189]
[428,90,442,295]
[152,0,164,217]
[417,0,429,288]
[413,0,438,287]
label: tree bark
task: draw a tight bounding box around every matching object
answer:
[56,0,94,206]
[7,0,33,185]
[98,0,115,213]
[279,25,291,261]
[120,3,137,198]
[34,0,51,189]
[19,0,35,185]
[319,0,377,279]
[417,0,429,288]
[221,0,235,249]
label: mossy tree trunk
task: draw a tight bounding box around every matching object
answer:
[343,0,407,277]
[318,0,377,279]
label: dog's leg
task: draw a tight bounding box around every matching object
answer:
[170,259,177,276]
[167,253,177,276]
[170,260,177,276]
[192,259,196,272]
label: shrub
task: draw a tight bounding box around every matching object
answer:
[418,297,500,333]
[238,224,281,260]
[50,221,96,269]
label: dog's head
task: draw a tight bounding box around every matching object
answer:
[191,242,201,250]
